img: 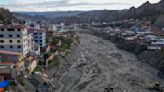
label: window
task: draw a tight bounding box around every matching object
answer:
[18,45,21,48]
[0,35,4,37]
[17,35,20,37]
[9,34,12,37]
[40,44,42,46]
[1,29,4,31]
[9,40,12,43]
[33,33,37,35]
[23,39,25,42]
[17,40,21,43]
[0,46,4,48]
[40,40,42,42]
[10,46,13,48]
[39,33,42,35]
[17,29,21,31]
[35,40,38,42]
[0,40,4,43]
[7,28,15,31]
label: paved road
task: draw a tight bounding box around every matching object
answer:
[52,33,164,92]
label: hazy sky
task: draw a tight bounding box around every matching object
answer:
[0,0,161,12]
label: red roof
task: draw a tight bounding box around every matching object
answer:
[27,27,46,33]
[0,24,26,29]
[0,62,15,64]
[0,50,20,56]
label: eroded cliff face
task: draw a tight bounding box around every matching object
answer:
[138,51,164,74]
[50,33,164,92]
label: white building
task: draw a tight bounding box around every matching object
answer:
[0,24,31,56]
[55,23,69,34]
[151,39,164,46]
[148,39,164,50]
[48,24,57,32]
[144,35,158,42]
[28,28,46,48]
[28,33,40,55]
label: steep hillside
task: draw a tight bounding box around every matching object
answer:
[154,14,164,28]
[15,13,48,23]
[76,0,164,23]
[0,8,19,24]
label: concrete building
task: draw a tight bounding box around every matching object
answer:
[28,28,46,48]
[26,33,40,56]
[48,24,57,32]
[55,23,69,34]
[0,65,17,80]
[25,56,38,74]
[0,50,25,72]
[0,50,21,63]
[46,24,56,42]
[0,24,31,56]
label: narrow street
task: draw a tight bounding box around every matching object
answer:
[51,33,164,92]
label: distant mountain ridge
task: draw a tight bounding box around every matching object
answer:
[14,0,164,24]
[15,11,86,18]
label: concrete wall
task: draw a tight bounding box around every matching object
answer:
[28,60,37,73]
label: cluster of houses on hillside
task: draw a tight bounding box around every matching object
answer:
[104,20,164,51]
[0,22,73,84]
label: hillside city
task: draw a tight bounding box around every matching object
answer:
[0,0,164,92]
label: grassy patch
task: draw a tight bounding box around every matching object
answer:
[60,38,73,51]
[52,37,60,45]
[44,51,54,60]
[34,66,42,72]
[48,58,60,67]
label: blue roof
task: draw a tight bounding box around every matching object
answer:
[0,80,9,88]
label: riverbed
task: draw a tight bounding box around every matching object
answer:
[51,33,164,92]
